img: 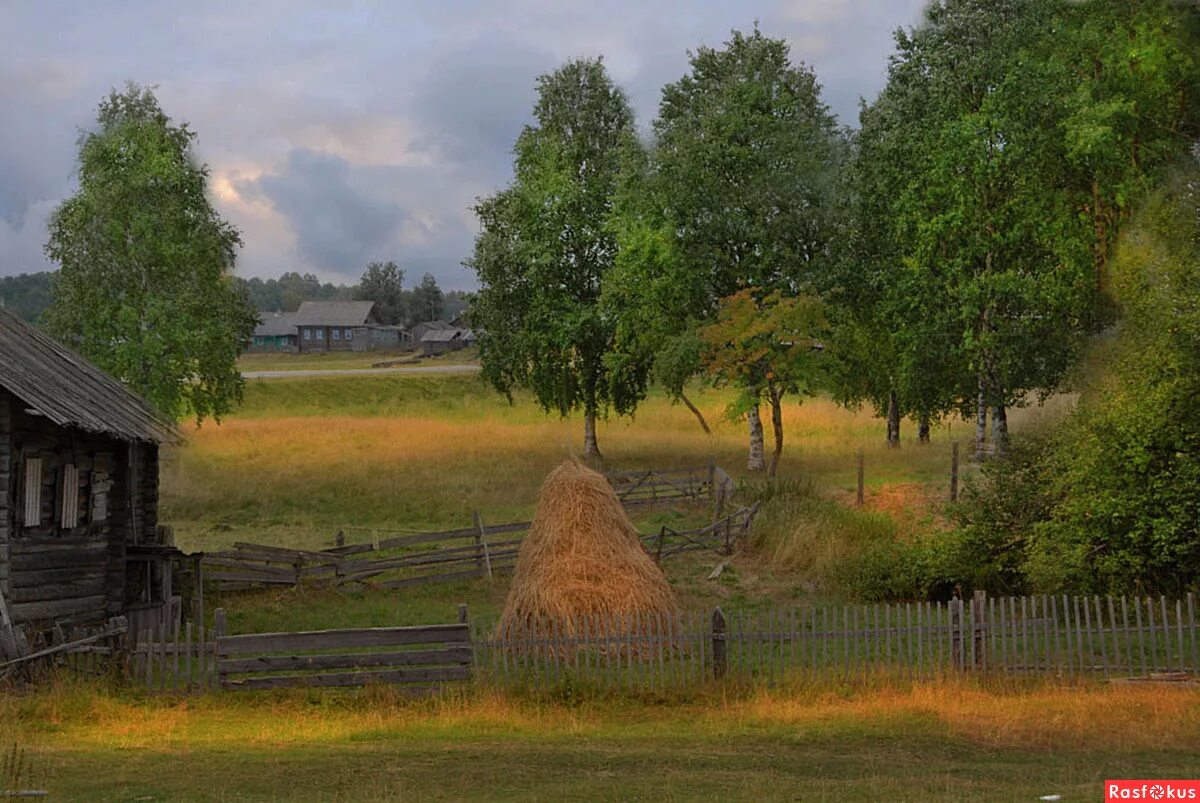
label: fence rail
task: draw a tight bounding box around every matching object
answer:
[202,492,754,595]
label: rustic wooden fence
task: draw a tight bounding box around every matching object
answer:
[471,592,1200,691]
[130,607,471,694]
[608,465,714,507]
[202,504,758,594]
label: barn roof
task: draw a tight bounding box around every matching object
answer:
[0,307,178,444]
[420,327,469,343]
[294,301,375,326]
[253,312,298,337]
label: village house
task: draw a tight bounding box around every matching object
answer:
[0,308,181,656]
[248,311,299,353]
[293,300,411,353]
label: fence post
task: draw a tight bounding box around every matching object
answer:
[473,510,493,580]
[213,608,227,638]
[335,530,345,549]
[950,441,960,502]
[856,450,865,506]
[458,603,469,625]
[951,598,963,671]
[972,590,987,670]
[707,457,716,513]
[712,607,727,680]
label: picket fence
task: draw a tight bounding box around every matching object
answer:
[471,592,1200,691]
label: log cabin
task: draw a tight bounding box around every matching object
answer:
[0,307,180,654]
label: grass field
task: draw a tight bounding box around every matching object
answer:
[4,677,1197,801]
[14,373,1185,801]
[237,347,480,372]
[159,372,1072,631]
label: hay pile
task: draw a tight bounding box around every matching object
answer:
[498,460,678,644]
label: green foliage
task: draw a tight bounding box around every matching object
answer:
[0,272,53,322]
[409,273,445,325]
[467,58,646,453]
[44,84,256,422]
[236,271,356,313]
[951,162,1200,595]
[356,261,405,325]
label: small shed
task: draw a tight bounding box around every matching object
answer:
[420,327,471,356]
[0,308,180,656]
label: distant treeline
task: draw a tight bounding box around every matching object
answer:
[0,268,469,327]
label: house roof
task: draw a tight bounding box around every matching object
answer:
[420,327,469,343]
[253,312,298,337]
[0,307,179,444]
[294,301,375,326]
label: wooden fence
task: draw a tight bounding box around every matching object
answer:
[471,592,1200,691]
[608,465,714,507]
[202,504,758,594]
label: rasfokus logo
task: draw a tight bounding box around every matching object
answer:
[1106,781,1200,800]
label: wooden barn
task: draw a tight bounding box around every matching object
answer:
[0,308,180,656]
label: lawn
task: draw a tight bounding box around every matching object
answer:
[4,678,1197,801]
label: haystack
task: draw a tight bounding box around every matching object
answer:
[498,460,678,646]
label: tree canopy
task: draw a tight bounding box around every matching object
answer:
[45,84,257,423]
[468,58,644,456]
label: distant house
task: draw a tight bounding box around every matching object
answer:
[410,320,453,344]
[292,301,411,353]
[0,308,181,653]
[249,312,299,353]
[420,327,473,356]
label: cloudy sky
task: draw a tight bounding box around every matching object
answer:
[1,0,928,290]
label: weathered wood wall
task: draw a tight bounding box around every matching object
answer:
[2,395,158,630]
[0,392,11,598]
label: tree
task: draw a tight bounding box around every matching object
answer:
[357,261,405,324]
[634,28,844,470]
[45,84,256,422]
[467,59,645,457]
[409,273,444,325]
[699,290,829,478]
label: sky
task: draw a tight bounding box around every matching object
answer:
[0,0,928,290]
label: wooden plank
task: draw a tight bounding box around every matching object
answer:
[9,594,107,621]
[1189,593,1197,673]
[218,623,469,655]
[328,523,529,557]
[8,566,110,588]
[8,578,107,603]
[219,646,473,674]
[231,542,342,564]
[377,567,489,590]
[10,549,109,571]
[202,557,296,577]
[206,572,297,585]
[222,665,471,691]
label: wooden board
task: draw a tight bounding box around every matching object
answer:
[222,665,470,691]
[218,623,469,655]
[219,646,472,674]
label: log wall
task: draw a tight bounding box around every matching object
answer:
[0,392,11,597]
[1,396,158,630]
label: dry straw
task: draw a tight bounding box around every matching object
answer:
[497,460,678,656]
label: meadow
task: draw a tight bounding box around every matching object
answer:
[12,370,1195,802]
[3,676,1198,801]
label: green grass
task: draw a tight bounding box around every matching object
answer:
[237,347,480,372]
[5,678,1198,801]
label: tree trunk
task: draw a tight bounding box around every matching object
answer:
[991,403,1008,455]
[918,412,931,444]
[679,392,712,435]
[886,390,901,448]
[975,374,988,459]
[767,385,784,479]
[583,408,601,458]
[747,402,766,472]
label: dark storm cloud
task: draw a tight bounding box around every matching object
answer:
[0,1,928,289]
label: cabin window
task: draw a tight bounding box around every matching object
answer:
[304,329,312,341]
[60,463,80,529]
[21,455,42,526]
[332,328,340,341]
[345,328,353,341]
